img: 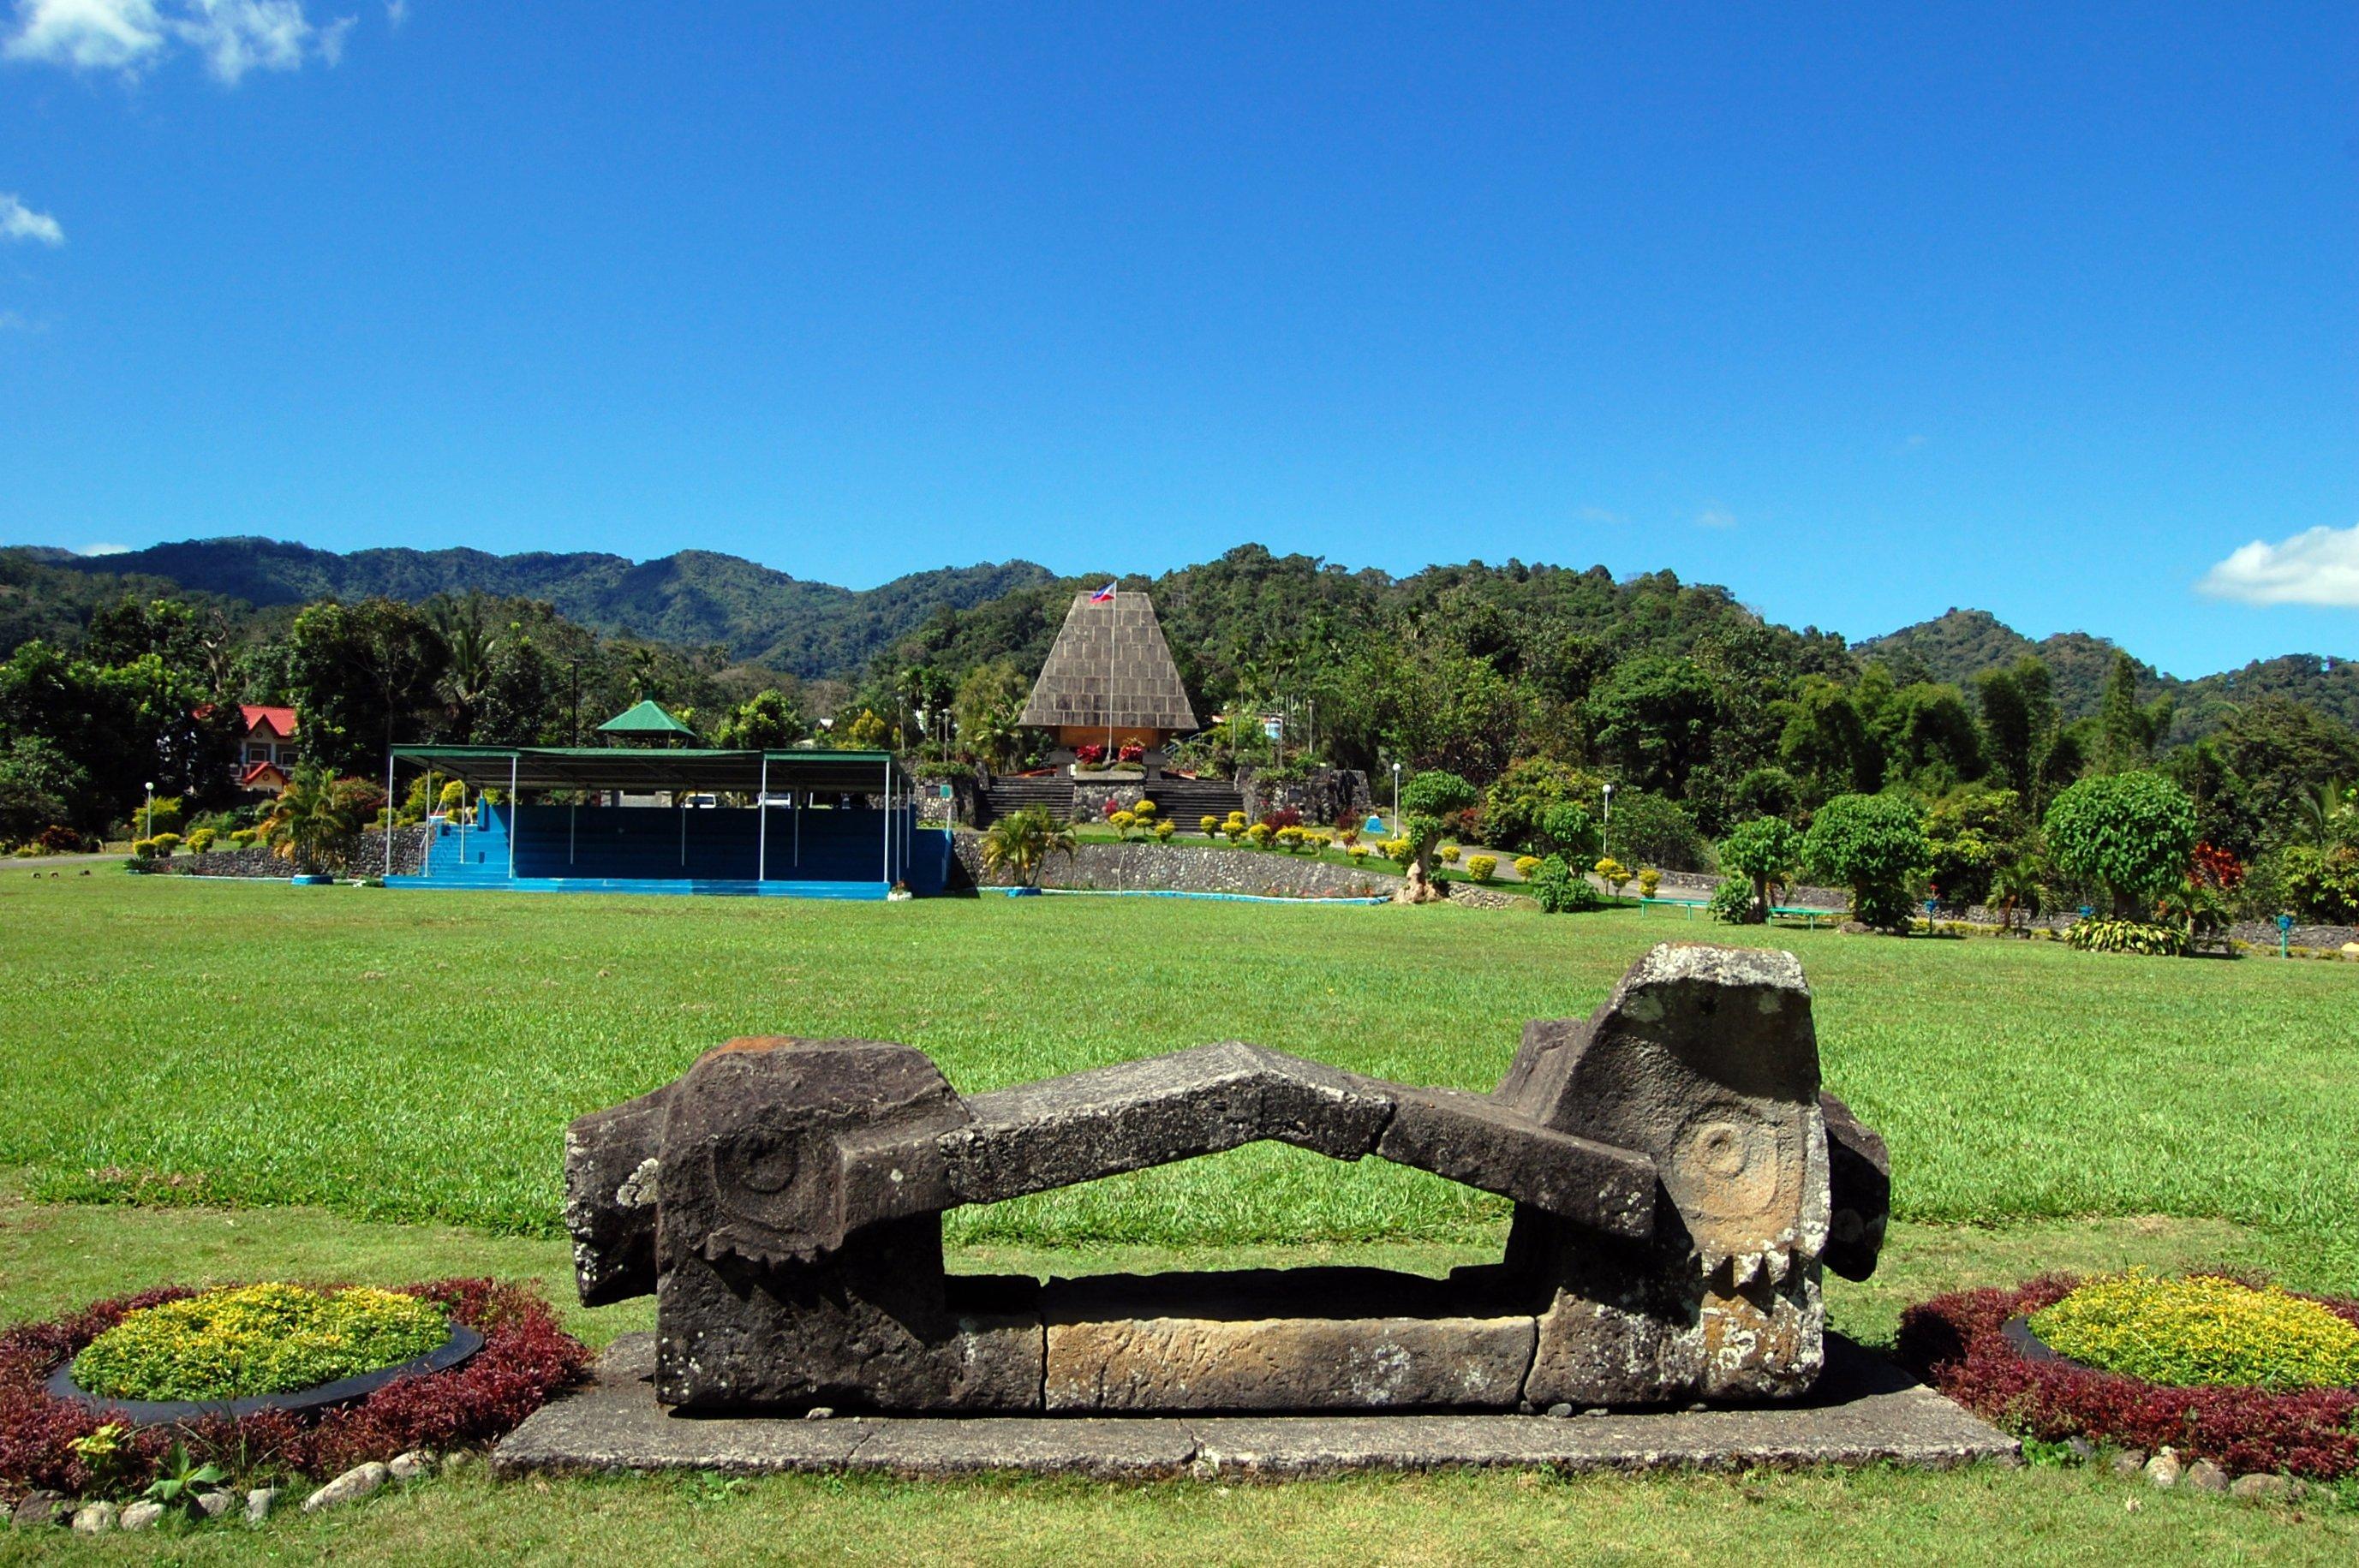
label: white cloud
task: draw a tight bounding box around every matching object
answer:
[0,194,64,246]
[1575,505,1625,526]
[2198,523,2359,609]
[76,542,132,555]
[3,0,166,70]
[383,0,403,27]
[3,0,352,81]
[1695,504,1736,529]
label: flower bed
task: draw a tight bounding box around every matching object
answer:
[1898,1274,2359,1480]
[0,1279,588,1502]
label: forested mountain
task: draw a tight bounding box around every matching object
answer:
[8,538,2357,924]
[33,538,1054,679]
[1860,608,2359,736]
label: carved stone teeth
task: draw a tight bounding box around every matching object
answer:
[1730,1250,1762,1286]
[1764,1247,1789,1285]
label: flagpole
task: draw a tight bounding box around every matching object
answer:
[1106,585,1115,760]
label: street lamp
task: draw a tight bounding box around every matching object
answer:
[1390,762,1401,833]
[1601,782,1613,859]
[144,781,154,844]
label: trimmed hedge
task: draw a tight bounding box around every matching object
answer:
[1898,1275,2359,1480]
[0,1279,588,1500]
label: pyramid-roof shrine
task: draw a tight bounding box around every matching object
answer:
[1018,591,1197,739]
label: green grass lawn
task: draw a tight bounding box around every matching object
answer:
[3,873,2356,1561]
[1,1188,2351,1565]
[3,875,2354,1287]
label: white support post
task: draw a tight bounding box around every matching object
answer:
[383,750,396,879]
[758,755,770,882]
[422,769,433,879]
[507,754,519,880]
[881,760,893,885]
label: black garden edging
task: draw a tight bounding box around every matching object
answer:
[44,1325,484,1426]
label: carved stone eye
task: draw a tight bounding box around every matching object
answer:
[1669,1112,1783,1222]
[730,1125,800,1195]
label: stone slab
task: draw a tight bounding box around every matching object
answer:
[496,1333,2016,1479]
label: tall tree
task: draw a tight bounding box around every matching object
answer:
[284,599,450,777]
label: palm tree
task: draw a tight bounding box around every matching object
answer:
[262,764,363,875]
[430,598,495,742]
[1987,858,2045,937]
[967,700,1024,774]
[2294,778,2354,848]
[979,806,1074,889]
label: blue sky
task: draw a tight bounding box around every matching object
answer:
[3,3,2354,676]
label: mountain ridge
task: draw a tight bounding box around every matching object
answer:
[23,538,2355,729]
[31,537,1055,681]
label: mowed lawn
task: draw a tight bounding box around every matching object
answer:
[4,874,2359,1563]
[3,874,2356,1290]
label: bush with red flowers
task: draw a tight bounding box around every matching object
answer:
[1897,1274,2359,1481]
[1258,808,1301,832]
[1072,743,1106,766]
[1116,741,1144,764]
[0,1278,588,1503]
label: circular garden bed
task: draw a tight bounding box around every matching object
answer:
[1899,1270,2359,1481]
[0,1278,588,1501]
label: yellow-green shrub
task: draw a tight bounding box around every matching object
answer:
[1154,820,1175,841]
[1514,856,1541,879]
[2028,1270,2359,1391]
[1440,844,1460,865]
[146,832,182,857]
[1466,855,1498,882]
[1133,800,1156,820]
[71,1283,451,1402]
[1638,867,1662,897]
[1199,815,1220,837]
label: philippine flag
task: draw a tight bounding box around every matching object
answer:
[1089,582,1116,603]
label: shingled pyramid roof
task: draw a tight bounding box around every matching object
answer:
[1018,591,1198,733]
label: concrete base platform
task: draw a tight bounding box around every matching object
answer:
[494,1333,2016,1480]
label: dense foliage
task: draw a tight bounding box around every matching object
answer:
[1899,1276,2359,1480]
[70,1284,450,1403]
[9,541,2359,927]
[1717,816,1800,922]
[2043,772,2199,916]
[1802,793,1927,928]
[2028,1271,2359,1392]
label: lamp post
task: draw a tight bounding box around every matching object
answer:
[1601,782,1613,860]
[1390,762,1400,834]
[143,781,154,844]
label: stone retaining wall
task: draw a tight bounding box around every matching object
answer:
[1235,766,1373,829]
[953,838,1397,898]
[146,827,427,879]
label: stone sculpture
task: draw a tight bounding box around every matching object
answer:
[565,942,1890,1414]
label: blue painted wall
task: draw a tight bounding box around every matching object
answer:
[423,803,949,892]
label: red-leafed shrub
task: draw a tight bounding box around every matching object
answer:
[1116,741,1144,764]
[1072,743,1106,765]
[2191,841,2244,890]
[0,1279,587,1503]
[1897,1275,2359,1481]
[1258,808,1301,832]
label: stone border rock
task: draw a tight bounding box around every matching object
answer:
[495,1332,2016,1480]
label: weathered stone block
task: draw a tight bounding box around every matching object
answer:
[1376,1085,1654,1238]
[1042,1270,1534,1411]
[941,1042,1393,1204]
[655,1220,1043,1412]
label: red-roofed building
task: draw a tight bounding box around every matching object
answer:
[227,705,301,793]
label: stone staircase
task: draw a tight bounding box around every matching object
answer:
[975,775,1075,826]
[1141,779,1249,827]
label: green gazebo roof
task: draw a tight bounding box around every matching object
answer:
[596,700,697,737]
